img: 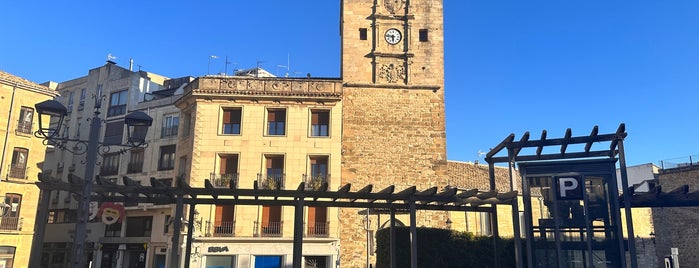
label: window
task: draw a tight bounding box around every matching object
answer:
[307,207,328,237]
[255,255,282,268]
[267,109,286,136]
[260,206,282,237]
[103,120,124,145]
[104,222,122,237]
[128,149,144,173]
[310,110,329,137]
[161,114,179,138]
[215,155,238,188]
[0,194,21,230]
[17,106,34,134]
[222,108,242,135]
[158,145,176,170]
[262,156,284,189]
[307,156,328,190]
[181,111,192,138]
[479,212,492,236]
[125,216,152,237]
[305,256,328,268]
[207,256,236,268]
[163,215,171,234]
[419,29,429,42]
[214,205,235,236]
[107,90,128,117]
[359,28,368,40]
[101,153,120,176]
[9,148,28,179]
[66,91,74,113]
[0,247,15,268]
[78,88,86,110]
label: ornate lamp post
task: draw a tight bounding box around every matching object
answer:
[34,95,152,267]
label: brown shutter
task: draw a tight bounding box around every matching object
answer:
[267,110,275,121]
[215,205,223,225]
[262,206,270,224]
[222,206,234,222]
[220,157,228,174]
[308,207,317,224]
[223,110,231,124]
[311,112,319,124]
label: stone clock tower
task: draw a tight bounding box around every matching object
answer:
[340,0,448,266]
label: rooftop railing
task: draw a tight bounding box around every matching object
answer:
[658,154,699,170]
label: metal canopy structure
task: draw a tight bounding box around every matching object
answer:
[485,124,638,268]
[626,185,699,208]
[31,173,517,268]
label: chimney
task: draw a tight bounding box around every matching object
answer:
[129,58,134,71]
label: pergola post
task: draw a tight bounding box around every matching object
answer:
[292,196,305,268]
[409,201,417,268]
[170,191,184,268]
[28,187,52,268]
[184,203,196,268]
[390,208,396,268]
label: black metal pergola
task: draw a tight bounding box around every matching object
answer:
[30,173,518,268]
[485,124,637,268]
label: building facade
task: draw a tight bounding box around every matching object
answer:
[175,75,343,268]
[39,62,191,268]
[0,71,57,268]
[339,0,449,266]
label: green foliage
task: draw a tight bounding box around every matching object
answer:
[375,227,518,268]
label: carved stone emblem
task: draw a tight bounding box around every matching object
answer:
[384,0,406,14]
[379,63,406,83]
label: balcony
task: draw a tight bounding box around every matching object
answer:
[0,217,21,231]
[257,173,285,190]
[255,221,283,237]
[210,173,239,189]
[8,166,26,179]
[16,121,32,135]
[211,221,235,237]
[306,221,329,237]
[127,162,143,174]
[303,174,330,191]
[100,165,119,176]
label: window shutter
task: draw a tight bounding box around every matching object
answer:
[223,110,231,123]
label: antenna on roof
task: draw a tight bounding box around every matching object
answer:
[277,53,291,77]
[256,60,266,78]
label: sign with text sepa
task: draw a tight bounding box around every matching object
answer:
[556,176,583,200]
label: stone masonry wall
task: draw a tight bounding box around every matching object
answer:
[652,166,699,268]
[340,87,448,267]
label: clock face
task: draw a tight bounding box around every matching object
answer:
[384,28,402,45]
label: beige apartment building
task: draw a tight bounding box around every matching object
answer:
[0,70,57,268]
[175,75,343,267]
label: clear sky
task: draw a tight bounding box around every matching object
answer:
[1,1,697,166]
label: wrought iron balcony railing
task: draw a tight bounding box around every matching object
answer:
[8,166,26,179]
[303,174,330,190]
[127,162,143,173]
[212,221,235,237]
[100,165,119,176]
[257,173,285,190]
[16,121,32,134]
[0,217,22,231]
[254,221,283,237]
[306,221,329,237]
[210,173,239,189]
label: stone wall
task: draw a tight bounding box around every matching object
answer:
[340,87,448,266]
[652,166,699,268]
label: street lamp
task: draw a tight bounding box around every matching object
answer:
[34,97,152,267]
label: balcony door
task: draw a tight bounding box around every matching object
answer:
[307,207,328,237]
[214,205,235,236]
[261,206,282,236]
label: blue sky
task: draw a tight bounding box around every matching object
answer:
[1,1,697,166]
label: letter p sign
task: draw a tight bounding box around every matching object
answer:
[556,177,583,200]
